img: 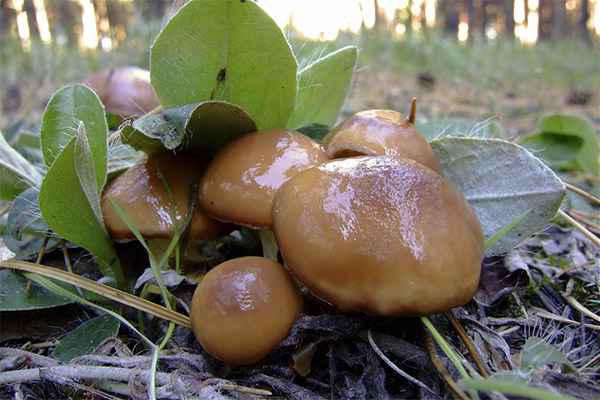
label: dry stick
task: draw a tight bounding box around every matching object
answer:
[444,310,490,378]
[61,239,85,298]
[565,182,600,205]
[532,308,600,332]
[558,209,600,247]
[0,260,191,328]
[366,330,437,396]
[570,209,600,221]
[567,211,600,234]
[421,326,470,400]
[25,232,52,292]
[563,294,600,324]
[554,259,596,279]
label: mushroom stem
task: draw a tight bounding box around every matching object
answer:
[259,230,279,262]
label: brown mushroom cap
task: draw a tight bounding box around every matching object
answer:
[190,256,303,365]
[83,66,160,117]
[321,109,444,175]
[101,152,232,242]
[200,128,329,229]
[272,155,483,316]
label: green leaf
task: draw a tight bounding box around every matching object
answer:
[40,84,108,189]
[416,117,503,141]
[120,101,257,160]
[7,187,48,240]
[119,114,171,154]
[169,101,257,160]
[430,137,566,257]
[150,0,297,130]
[521,336,578,374]
[39,131,124,289]
[0,269,73,311]
[52,314,120,362]
[0,132,42,200]
[519,133,583,166]
[519,113,598,175]
[297,123,331,141]
[73,122,103,224]
[286,46,358,130]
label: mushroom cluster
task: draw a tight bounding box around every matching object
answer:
[101,106,484,365]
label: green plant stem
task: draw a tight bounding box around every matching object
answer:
[460,378,580,400]
[421,316,479,400]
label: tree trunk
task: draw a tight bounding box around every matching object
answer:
[439,0,459,38]
[551,0,567,38]
[501,0,514,39]
[580,0,590,42]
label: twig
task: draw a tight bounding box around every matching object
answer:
[0,348,60,368]
[563,294,600,324]
[366,330,437,396]
[558,209,600,247]
[0,365,172,386]
[60,239,85,298]
[444,310,490,378]
[554,259,596,279]
[532,308,600,331]
[565,182,600,205]
[422,325,470,400]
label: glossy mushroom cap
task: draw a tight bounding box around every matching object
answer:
[321,109,444,175]
[273,155,484,316]
[83,66,160,117]
[190,256,303,365]
[101,152,232,242]
[200,129,329,229]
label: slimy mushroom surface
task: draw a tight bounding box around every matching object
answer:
[273,155,483,316]
[200,128,329,229]
[101,152,232,242]
[322,109,443,175]
[190,256,303,365]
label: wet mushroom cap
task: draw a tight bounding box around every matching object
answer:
[83,66,160,117]
[101,152,232,242]
[321,109,443,175]
[272,155,484,316]
[190,256,304,365]
[200,128,329,229]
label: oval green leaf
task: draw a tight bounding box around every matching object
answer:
[167,101,257,160]
[0,269,73,311]
[430,137,566,257]
[7,187,49,240]
[519,113,598,175]
[286,46,358,130]
[39,127,124,288]
[150,0,297,130]
[40,84,108,189]
[0,132,42,200]
[52,314,120,363]
[120,101,257,160]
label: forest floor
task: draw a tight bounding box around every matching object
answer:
[1,31,599,399]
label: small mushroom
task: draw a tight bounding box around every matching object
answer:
[83,66,160,117]
[321,107,443,175]
[190,256,303,365]
[272,155,484,316]
[101,152,232,242]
